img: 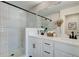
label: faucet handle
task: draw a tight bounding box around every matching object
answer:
[69,35,71,38]
[75,35,77,39]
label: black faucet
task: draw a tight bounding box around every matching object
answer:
[69,31,77,39]
[44,27,47,32]
[71,31,74,39]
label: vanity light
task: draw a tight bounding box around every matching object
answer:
[55,19,63,37]
[56,19,63,27]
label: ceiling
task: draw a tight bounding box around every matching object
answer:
[7,1,79,16]
[7,1,42,10]
[37,1,79,16]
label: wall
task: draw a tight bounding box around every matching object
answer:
[65,14,79,35]
[46,5,79,37]
[60,5,79,37]
[0,2,27,56]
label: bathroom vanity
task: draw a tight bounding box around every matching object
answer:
[28,35,79,57]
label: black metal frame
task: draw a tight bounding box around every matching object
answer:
[1,1,52,21]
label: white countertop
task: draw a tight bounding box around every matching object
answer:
[29,35,79,47]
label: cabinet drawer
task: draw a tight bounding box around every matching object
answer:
[42,45,53,52]
[55,41,79,56]
[54,49,72,57]
[42,50,53,57]
[42,39,53,47]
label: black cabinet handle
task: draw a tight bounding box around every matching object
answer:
[44,51,50,54]
[33,44,35,48]
[44,43,50,45]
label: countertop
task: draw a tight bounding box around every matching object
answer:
[29,35,79,47]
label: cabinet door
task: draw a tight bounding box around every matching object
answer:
[54,41,79,56]
[32,38,42,57]
[54,49,72,57]
[28,37,33,57]
[28,37,42,57]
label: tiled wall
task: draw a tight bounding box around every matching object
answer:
[38,13,61,36]
[45,13,60,36]
[47,13,60,30]
[0,2,27,56]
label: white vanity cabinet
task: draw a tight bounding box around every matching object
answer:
[28,36,42,57]
[54,41,79,57]
[28,36,79,57]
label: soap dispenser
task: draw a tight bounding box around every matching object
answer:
[71,31,74,39]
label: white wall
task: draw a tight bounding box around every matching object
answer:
[60,5,79,37]
[46,5,79,37]
[65,14,79,35]
[0,2,27,56]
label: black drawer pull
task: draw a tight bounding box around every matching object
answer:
[44,51,50,54]
[33,44,35,48]
[44,43,50,45]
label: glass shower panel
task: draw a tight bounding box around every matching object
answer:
[40,18,49,30]
[0,2,27,57]
[26,12,38,28]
